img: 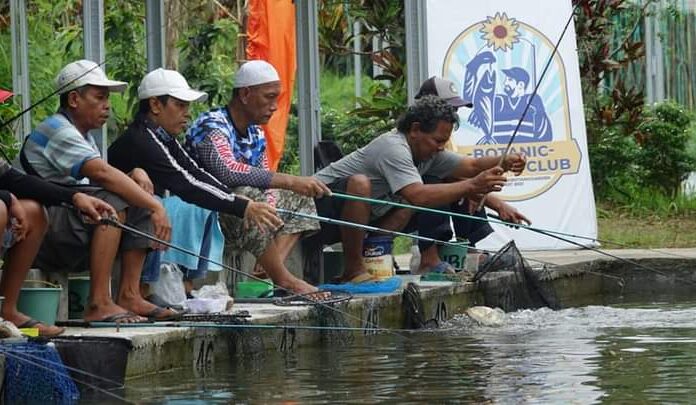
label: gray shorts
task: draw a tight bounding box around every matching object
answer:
[34,187,153,273]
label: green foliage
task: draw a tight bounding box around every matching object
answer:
[588,124,645,200]
[104,1,146,137]
[637,102,696,195]
[0,102,21,160]
[178,18,238,112]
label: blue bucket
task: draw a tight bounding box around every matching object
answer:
[362,236,394,279]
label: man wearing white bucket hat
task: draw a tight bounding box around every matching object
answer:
[109,68,289,295]
[185,60,330,295]
[20,60,172,324]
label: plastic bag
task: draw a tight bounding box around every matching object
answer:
[149,262,187,308]
[186,281,234,314]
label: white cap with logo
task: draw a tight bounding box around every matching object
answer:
[55,59,127,95]
[233,60,280,88]
[138,68,208,102]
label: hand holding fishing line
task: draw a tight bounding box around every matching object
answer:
[500,152,527,176]
[71,192,117,224]
[243,200,284,234]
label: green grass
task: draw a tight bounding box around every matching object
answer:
[319,69,372,113]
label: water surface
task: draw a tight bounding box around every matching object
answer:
[124,299,696,404]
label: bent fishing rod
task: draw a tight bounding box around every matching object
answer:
[477,2,581,211]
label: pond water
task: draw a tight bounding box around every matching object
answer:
[121,296,696,404]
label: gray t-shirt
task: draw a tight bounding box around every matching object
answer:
[315,130,462,217]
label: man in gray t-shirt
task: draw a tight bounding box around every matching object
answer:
[314,96,526,283]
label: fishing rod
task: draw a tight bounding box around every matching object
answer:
[476,2,581,211]
[485,214,684,284]
[0,348,133,403]
[98,217,430,339]
[276,206,560,269]
[329,192,694,282]
[330,191,692,255]
[275,208,466,248]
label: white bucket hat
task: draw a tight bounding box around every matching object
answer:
[233,60,280,88]
[138,68,208,102]
[55,59,127,95]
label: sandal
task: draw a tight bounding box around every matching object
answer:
[18,318,65,337]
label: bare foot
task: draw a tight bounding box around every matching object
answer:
[84,301,146,323]
[281,278,331,301]
[2,310,64,336]
[117,295,178,320]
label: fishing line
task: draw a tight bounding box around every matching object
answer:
[331,191,696,258]
[275,208,465,247]
[328,192,693,282]
[100,217,421,338]
[69,321,415,334]
[473,2,581,213]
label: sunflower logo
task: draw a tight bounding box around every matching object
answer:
[480,12,520,51]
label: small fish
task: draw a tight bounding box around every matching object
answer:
[465,306,505,327]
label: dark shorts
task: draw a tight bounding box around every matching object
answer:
[314,178,351,245]
[315,176,494,249]
[34,187,153,273]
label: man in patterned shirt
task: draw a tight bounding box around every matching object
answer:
[186,60,330,295]
[21,60,174,323]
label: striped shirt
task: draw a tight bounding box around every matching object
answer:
[21,113,101,185]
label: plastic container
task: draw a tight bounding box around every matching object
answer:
[438,239,469,271]
[234,280,274,298]
[362,236,394,279]
[17,280,62,325]
[68,276,90,319]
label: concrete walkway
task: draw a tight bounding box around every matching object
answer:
[57,247,696,379]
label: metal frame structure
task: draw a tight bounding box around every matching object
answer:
[83,0,107,155]
[295,0,322,176]
[146,0,166,71]
[9,0,31,139]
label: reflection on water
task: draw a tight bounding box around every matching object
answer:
[125,301,696,404]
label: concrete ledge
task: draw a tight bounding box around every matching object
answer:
[55,248,696,379]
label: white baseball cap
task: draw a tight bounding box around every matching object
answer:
[233,60,280,88]
[55,59,127,95]
[138,68,208,102]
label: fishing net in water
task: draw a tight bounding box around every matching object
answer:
[402,283,439,329]
[1,341,80,404]
[473,241,560,311]
[309,304,355,346]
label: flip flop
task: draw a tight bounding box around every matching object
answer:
[18,318,65,337]
[97,311,149,323]
[146,306,182,322]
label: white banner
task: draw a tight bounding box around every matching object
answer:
[426,0,597,250]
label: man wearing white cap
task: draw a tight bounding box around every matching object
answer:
[109,68,297,294]
[20,59,172,323]
[185,60,330,294]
